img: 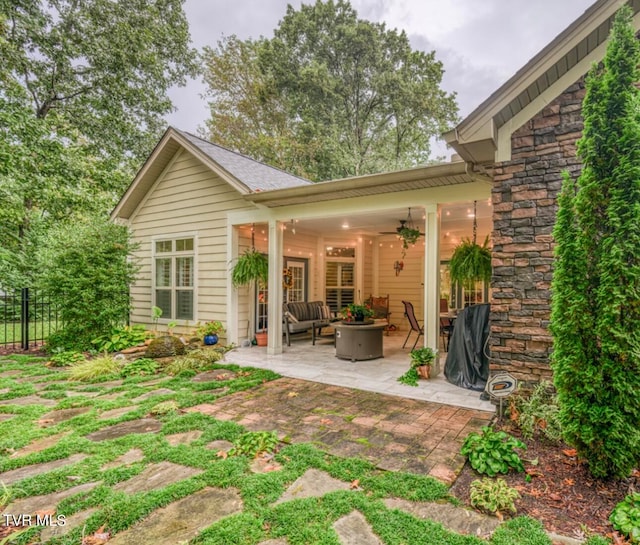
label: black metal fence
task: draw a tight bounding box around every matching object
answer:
[0,288,61,350]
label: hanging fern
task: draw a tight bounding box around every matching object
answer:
[231,248,268,287]
[449,235,492,290]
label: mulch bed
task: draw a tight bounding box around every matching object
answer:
[449,420,639,542]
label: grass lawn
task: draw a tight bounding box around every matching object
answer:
[0,353,607,545]
[0,322,60,345]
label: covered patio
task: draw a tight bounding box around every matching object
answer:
[226,159,493,362]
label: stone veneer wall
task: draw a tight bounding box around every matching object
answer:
[489,80,586,383]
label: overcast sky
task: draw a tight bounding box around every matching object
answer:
[166,0,595,149]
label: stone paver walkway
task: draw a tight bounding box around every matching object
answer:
[187,377,493,483]
[0,356,518,545]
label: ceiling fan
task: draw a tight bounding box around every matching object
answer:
[379,208,425,236]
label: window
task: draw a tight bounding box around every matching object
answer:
[153,237,195,320]
[325,246,355,312]
[285,259,307,303]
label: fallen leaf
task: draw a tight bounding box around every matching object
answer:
[563,478,575,486]
[82,525,110,545]
[216,450,228,459]
[548,493,562,501]
[562,448,577,457]
[287,391,299,398]
[320,418,333,425]
[350,479,360,489]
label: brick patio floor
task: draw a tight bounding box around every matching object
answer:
[187,377,494,484]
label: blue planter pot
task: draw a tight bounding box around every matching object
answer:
[203,334,218,346]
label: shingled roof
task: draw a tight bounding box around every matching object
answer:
[175,129,312,191]
[111,127,312,220]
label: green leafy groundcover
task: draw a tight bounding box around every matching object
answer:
[0,355,609,545]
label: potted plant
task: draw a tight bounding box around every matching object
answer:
[410,346,438,379]
[197,320,225,345]
[341,303,374,322]
[398,346,438,385]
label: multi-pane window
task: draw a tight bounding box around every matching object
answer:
[154,237,194,320]
[325,247,355,312]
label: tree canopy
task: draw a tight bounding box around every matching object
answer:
[550,5,640,479]
[202,0,458,181]
[0,0,197,287]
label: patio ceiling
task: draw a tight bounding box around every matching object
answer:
[245,200,492,258]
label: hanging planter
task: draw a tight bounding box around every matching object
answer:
[449,201,492,291]
[398,226,421,249]
[231,225,269,341]
[231,248,268,288]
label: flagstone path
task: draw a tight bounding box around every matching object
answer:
[0,359,541,545]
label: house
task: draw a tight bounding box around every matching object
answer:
[111,0,639,382]
[111,128,491,354]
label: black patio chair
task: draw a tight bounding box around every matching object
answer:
[401,300,424,350]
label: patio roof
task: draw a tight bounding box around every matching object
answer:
[245,160,491,208]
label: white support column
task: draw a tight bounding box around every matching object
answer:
[423,205,440,349]
[267,219,284,355]
[227,221,239,345]
[356,237,364,303]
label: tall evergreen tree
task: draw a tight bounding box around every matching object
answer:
[550,6,640,479]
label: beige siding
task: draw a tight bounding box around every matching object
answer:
[128,149,256,335]
[376,236,424,330]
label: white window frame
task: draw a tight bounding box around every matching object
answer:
[151,232,198,324]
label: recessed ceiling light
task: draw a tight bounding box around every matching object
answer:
[342,222,349,229]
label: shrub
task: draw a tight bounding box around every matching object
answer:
[120,358,159,377]
[35,217,139,352]
[610,492,640,543]
[91,324,149,353]
[470,477,519,517]
[68,355,121,381]
[550,5,640,478]
[461,426,526,477]
[512,381,563,443]
[48,350,85,367]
